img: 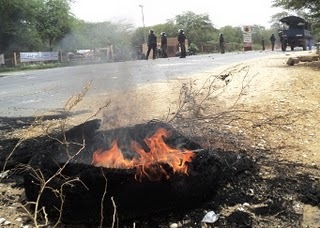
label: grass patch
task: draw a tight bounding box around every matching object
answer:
[0,60,107,74]
[0,62,69,73]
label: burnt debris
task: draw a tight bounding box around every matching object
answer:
[20,119,254,226]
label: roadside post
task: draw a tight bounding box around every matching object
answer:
[243,25,252,51]
[13,52,17,66]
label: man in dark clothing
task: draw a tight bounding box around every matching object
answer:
[219,33,225,54]
[270,34,276,51]
[146,29,157,59]
[177,29,187,58]
[160,32,168,58]
[262,37,265,51]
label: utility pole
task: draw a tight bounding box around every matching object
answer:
[139,5,146,44]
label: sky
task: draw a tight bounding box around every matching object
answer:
[70,0,283,29]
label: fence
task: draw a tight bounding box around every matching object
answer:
[0,51,61,67]
[0,46,114,67]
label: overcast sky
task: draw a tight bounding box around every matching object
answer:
[70,0,283,28]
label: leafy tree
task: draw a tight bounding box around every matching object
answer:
[9,21,45,52]
[130,27,146,48]
[61,20,135,61]
[0,0,75,53]
[272,0,320,18]
[106,22,135,61]
[269,10,311,29]
[250,25,278,50]
[35,0,73,51]
[219,26,243,44]
[271,2,320,41]
[0,0,43,53]
[250,25,269,45]
[216,26,243,52]
[150,22,181,39]
[269,11,291,29]
[58,18,90,50]
[172,11,218,48]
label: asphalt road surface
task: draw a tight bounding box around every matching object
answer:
[0,51,280,117]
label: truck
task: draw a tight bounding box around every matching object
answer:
[278,16,313,51]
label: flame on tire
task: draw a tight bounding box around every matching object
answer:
[92,128,195,181]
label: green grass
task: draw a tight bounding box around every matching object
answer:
[0,60,106,73]
[0,62,69,73]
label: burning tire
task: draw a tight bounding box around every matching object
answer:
[23,120,231,226]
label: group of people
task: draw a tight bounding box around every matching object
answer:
[145,29,187,59]
[146,29,284,59]
[145,29,226,59]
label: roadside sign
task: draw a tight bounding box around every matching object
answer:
[20,52,59,63]
[243,25,252,51]
[243,25,252,33]
[243,33,252,43]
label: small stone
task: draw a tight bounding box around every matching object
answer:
[15,217,23,222]
[169,223,179,228]
[4,220,11,225]
[0,218,6,224]
[201,211,219,223]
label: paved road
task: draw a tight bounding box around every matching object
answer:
[0,51,280,117]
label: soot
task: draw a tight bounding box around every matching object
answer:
[23,120,248,226]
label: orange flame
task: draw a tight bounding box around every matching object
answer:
[92,141,134,169]
[92,128,195,181]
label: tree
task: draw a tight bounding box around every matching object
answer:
[271,2,320,41]
[269,11,291,29]
[272,0,320,18]
[0,0,77,53]
[57,18,90,51]
[0,0,43,53]
[250,25,267,44]
[172,11,218,49]
[219,26,243,44]
[35,0,73,51]
[59,20,135,61]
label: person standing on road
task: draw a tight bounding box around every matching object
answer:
[178,29,187,58]
[262,37,265,51]
[270,33,276,51]
[219,33,225,54]
[160,32,168,58]
[146,29,157,60]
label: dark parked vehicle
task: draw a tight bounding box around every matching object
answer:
[278,16,313,51]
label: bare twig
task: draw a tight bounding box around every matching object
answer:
[12,80,112,227]
[99,169,108,228]
[111,196,118,228]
